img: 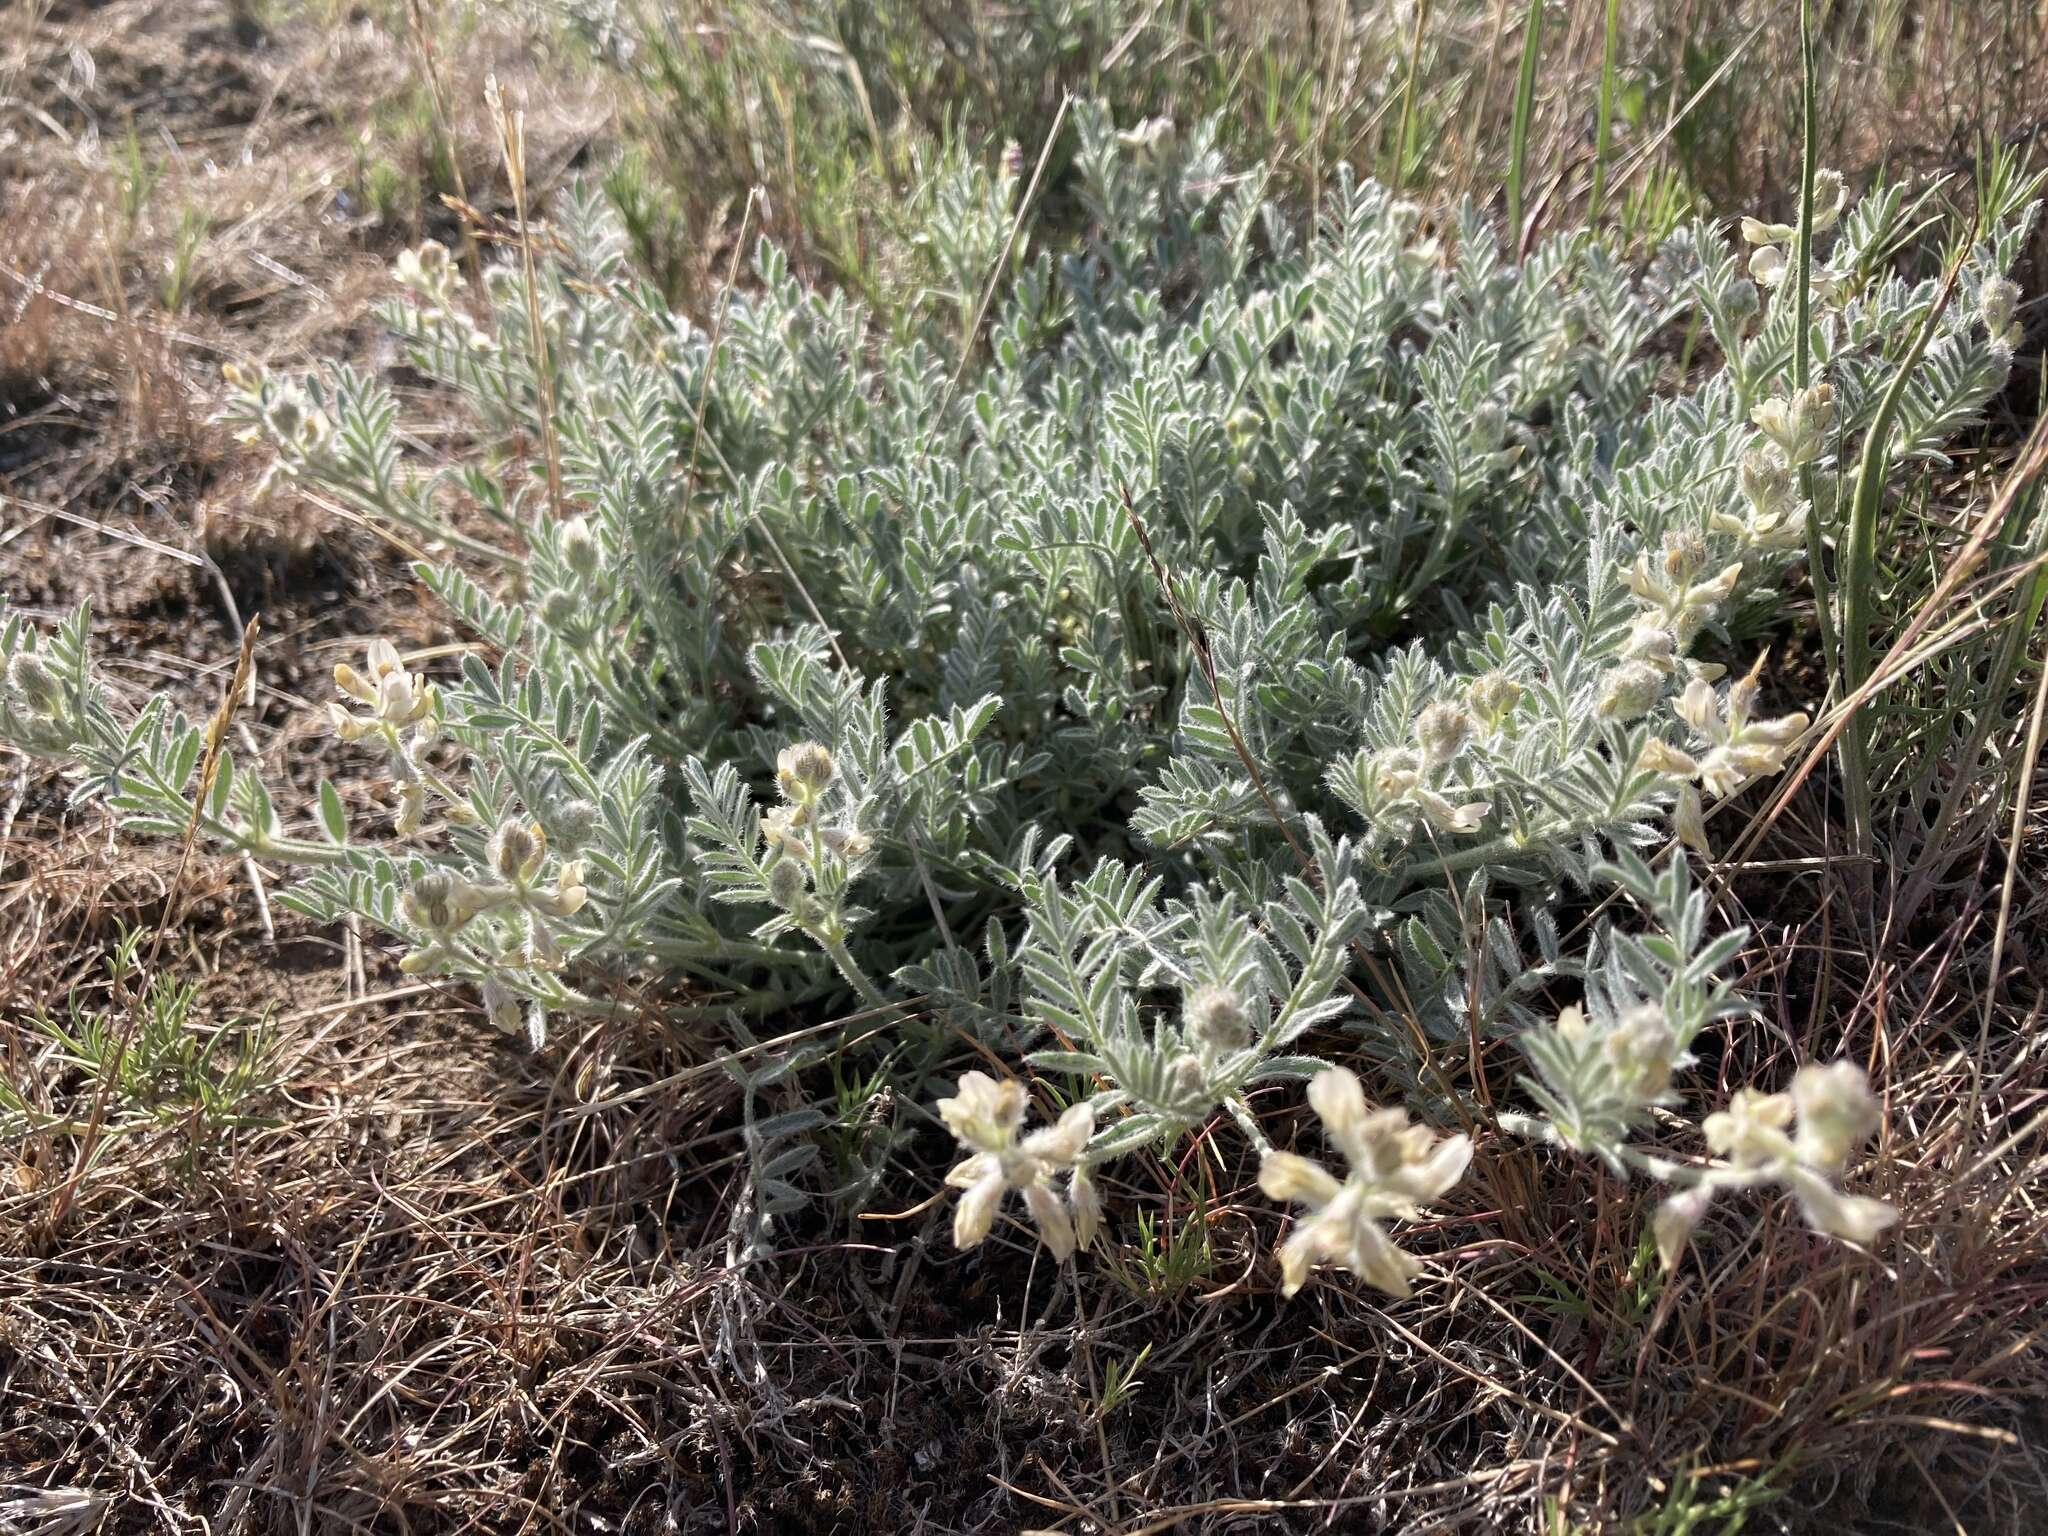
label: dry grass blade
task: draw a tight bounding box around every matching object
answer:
[490,79,564,525]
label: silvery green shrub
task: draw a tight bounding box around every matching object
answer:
[4,105,2032,1287]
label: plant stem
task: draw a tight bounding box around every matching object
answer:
[816,928,890,1012]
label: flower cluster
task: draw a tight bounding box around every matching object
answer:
[1655,1060,1896,1266]
[396,815,591,1041]
[1751,382,1836,470]
[1623,532,1743,657]
[1257,1067,1470,1298]
[759,742,871,919]
[1740,168,1847,295]
[1638,657,1810,854]
[1712,445,1809,550]
[938,1072,1099,1260]
[1114,115,1176,166]
[328,640,443,835]
[223,362,340,496]
[1338,700,1491,854]
[394,240,495,354]
[1526,1000,1685,1153]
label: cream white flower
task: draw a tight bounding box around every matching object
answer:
[1657,1060,1895,1267]
[1672,659,1809,797]
[1409,787,1489,834]
[1467,670,1523,729]
[1738,174,1846,296]
[394,240,466,320]
[777,741,836,799]
[1751,383,1834,468]
[1712,445,1808,550]
[527,858,589,919]
[1810,169,1848,229]
[393,779,427,836]
[1620,535,1742,649]
[1637,655,1808,852]
[330,640,435,742]
[1116,115,1177,165]
[1359,743,1490,839]
[1978,274,2023,350]
[1258,1067,1469,1298]
[1788,1059,1883,1173]
[938,1073,1097,1260]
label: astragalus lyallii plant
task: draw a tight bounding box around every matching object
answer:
[2,105,2035,1291]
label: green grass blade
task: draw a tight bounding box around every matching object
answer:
[1587,0,1622,222]
[1506,0,1543,246]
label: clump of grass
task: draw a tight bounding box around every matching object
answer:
[1,926,280,1165]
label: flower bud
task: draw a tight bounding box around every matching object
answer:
[1170,1053,1208,1103]
[1654,1186,1713,1270]
[1467,670,1522,728]
[1069,1167,1102,1251]
[1979,275,2022,347]
[1979,275,2019,334]
[6,651,60,712]
[539,588,579,628]
[1674,782,1709,854]
[1661,529,1709,584]
[489,818,546,882]
[766,857,807,910]
[560,517,600,579]
[1624,621,1677,671]
[1414,700,1474,771]
[1186,983,1251,1053]
[402,870,461,931]
[480,974,521,1034]
[1597,661,1665,721]
[1468,399,1507,451]
[776,741,836,798]
[554,798,600,848]
[263,392,305,440]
